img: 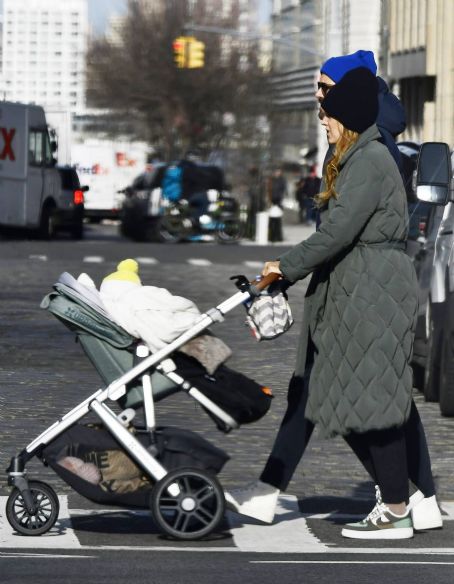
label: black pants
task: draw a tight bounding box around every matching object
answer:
[260,371,436,501]
[345,426,409,503]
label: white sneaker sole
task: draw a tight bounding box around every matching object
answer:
[341,527,414,540]
[412,516,443,530]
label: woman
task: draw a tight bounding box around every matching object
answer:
[262,67,419,539]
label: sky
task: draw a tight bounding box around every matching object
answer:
[89,0,127,34]
[0,0,270,33]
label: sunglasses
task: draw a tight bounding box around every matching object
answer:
[317,81,335,96]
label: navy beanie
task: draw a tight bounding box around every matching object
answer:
[321,50,377,83]
[321,68,379,133]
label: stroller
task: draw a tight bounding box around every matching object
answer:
[5,272,278,540]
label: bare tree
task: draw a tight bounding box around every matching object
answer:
[86,0,269,163]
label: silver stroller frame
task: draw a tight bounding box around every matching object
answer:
[6,273,277,540]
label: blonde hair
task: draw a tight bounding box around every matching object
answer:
[315,127,360,207]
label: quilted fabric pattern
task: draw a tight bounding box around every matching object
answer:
[279,125,418,437]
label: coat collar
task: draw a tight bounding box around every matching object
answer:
[339,124,381,168]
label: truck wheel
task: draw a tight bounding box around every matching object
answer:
[423,302,443,402]
[439,292,454,416]
[38,205,56,240]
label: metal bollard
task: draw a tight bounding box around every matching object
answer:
[255,211,269,245]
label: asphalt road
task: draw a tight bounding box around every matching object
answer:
[2,550,454,584]
[1,222,454,583]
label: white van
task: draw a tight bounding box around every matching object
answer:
[71,140,149,222]
[0,101,81,237]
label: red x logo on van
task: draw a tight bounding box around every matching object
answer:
[0,128,16,161]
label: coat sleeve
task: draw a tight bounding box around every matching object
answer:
[279,157,382,283]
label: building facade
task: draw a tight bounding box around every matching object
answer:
[385,0,454,145]
[269,0,382,172]
[0,0,88,113]
[269,0,322,169]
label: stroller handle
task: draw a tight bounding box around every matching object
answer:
[249,272,281,296]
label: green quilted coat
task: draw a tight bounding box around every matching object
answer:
[279,125,418,437]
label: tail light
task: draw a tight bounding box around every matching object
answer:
[418,220,426,234]
[73,189,84,205]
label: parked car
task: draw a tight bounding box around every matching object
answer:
[396,141,432,257]
[54,165,88,239]
[411,143,454,415]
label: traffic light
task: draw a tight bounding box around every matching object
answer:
[187,39,205,69]
[173,36,205,69]
[173,37,188,68]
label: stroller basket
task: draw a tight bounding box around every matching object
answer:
[43,424,229,508]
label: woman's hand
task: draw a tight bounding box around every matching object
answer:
[262,261,282,277]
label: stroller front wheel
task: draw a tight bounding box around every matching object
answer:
[6,480,60,536]
[150,468,225,540]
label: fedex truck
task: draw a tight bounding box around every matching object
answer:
[0,101,64,236]
[71,140,149,222]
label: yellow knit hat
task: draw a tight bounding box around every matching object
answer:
[102,259,141,284]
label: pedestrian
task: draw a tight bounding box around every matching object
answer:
[316,52,440,532]
[294,176,306,223]
[226,63,440,540]
[295,165,320,224]
[227,51,441,533]
[267,167,287,242]
[177,149,209,222]
[245,166,263,239]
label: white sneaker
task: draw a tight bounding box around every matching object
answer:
[224,480,280,524]
[408,490,443,530]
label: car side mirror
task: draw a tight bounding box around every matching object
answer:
[415,142,452,205]
[81,185,89,192]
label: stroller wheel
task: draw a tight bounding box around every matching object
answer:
[150,468,225,540]
[6,481,60,536]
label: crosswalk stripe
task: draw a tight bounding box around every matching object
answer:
[252,560,454,564]
[83,256,104,263]
[24,256,271,268]
[187,258,212,266]
[0,552,95,559]
[227,495,327,553]
[135,257,159,265]
[29,255,48,261]
[243,261,264,269]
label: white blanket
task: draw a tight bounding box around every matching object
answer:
[100,280,202,353]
